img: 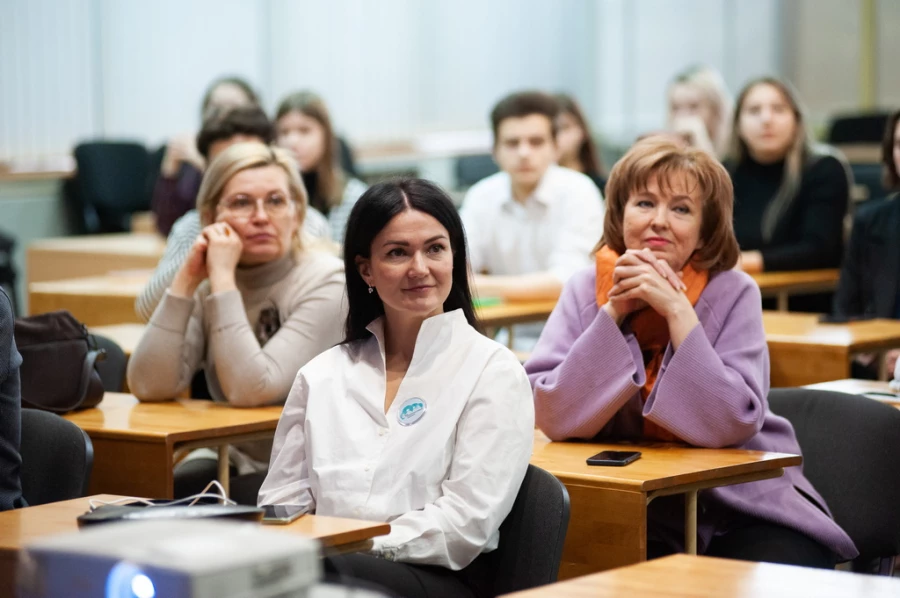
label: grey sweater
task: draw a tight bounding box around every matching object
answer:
[0,288,24,510]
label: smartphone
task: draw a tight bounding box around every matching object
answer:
[586,450,641,466]
[261,504,307,525]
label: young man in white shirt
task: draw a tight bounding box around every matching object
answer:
[460,91,604,302]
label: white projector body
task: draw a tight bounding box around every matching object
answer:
[17,519,320,598]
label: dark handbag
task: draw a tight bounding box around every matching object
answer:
[14,310,106,413]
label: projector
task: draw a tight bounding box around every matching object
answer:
[17,519,320,598]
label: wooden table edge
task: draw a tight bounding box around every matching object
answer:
[543,454,801,492]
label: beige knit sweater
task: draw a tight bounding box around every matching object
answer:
[127,250,346,408]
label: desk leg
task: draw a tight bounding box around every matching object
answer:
[507,326,516,349]
[878,351,890,381]
[777,292,788,312]
[684,490,698,555]
[218,444,230,498]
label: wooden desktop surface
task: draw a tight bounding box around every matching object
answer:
[530,430,800,578]
[29,270,151,324]
[763,312,900,386]
[751,269,839,311]
[27,233,165,283]
[502,553,900,598]
[0,495,390,596]
[804,378,900,408]
[476,300,558,328]
[62,393,282,498]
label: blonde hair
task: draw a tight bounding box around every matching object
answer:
[728,77,816,243]
[196,142,308,252]
[668,65,733,157]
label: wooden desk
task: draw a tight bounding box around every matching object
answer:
[62,393,282,499]
[751,269,840,312]
[804,378,900,408]
[501,553,900,597]
[0,494,390,596]
[27,233,165,284]
[28,270,150,324]
[763,312,900,386]
[476,300,558,329]
[529,431,800,579]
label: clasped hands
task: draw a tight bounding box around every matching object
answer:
[171,222,244,298]
[603,248,693,325]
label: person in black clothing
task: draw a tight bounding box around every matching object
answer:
[833,109,900,377]
[0,287,25,511]
[555,94,607,193]
[726,77,850,278]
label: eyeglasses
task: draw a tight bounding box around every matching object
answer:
[218,194,294,219]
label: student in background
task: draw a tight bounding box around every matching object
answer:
[726,77,850,278]
[527,138,857,569]
[128,143,345,499]
[555,94,607,191]
[0,288,24,511]
[667,65,733,157]
[135,106,330,322]
[461,91,604,303]
[274,91,367,244]
[153,76,261,236]
[259,178,533,598]
[833,109,900,377]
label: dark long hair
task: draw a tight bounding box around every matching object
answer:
[342,178,480,342]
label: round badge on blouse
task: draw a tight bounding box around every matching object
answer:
[397,397,427,426]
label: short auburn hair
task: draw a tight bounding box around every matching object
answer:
[599,136,740,274]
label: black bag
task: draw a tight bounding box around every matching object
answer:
[14,310,106,413]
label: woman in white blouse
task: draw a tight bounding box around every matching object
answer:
[258,178,535,597]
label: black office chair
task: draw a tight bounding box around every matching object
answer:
[768,388,900,574]
[91,334,127,393]
[19,408,94,505]
[455,154,499,190]
[826,113,891,145]
[475,464,571,595]
[70,141,151,234]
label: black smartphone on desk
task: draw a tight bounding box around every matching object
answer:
[261,504,307,525]
[586,450,641,466]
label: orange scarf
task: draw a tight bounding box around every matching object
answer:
[595,246,708,441]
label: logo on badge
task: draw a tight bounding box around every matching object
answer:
[397,397,427,426]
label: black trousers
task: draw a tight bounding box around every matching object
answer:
[649,520,837,569]
[323,553,494,598]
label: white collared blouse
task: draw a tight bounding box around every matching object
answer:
[257,309,535,570]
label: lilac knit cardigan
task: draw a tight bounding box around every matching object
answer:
[526,267,858,560]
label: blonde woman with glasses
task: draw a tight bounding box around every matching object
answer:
[127,142,346,499]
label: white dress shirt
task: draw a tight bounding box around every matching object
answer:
[257,309,535,570]
[460,164,604,283]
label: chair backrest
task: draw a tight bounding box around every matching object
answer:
[72,141,151,233]
[827,113,890,145]
[19,408,93,505]
[482,464,570,595]
[768,388,900,569]
[455,154,499,190]
[91,334,127,392]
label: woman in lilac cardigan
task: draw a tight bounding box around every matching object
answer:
[526,137,857,568]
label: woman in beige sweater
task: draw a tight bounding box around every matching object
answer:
[127,142,345,497]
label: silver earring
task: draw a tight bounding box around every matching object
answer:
[368,286,374,294]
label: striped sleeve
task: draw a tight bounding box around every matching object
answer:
[135,211,202,322]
